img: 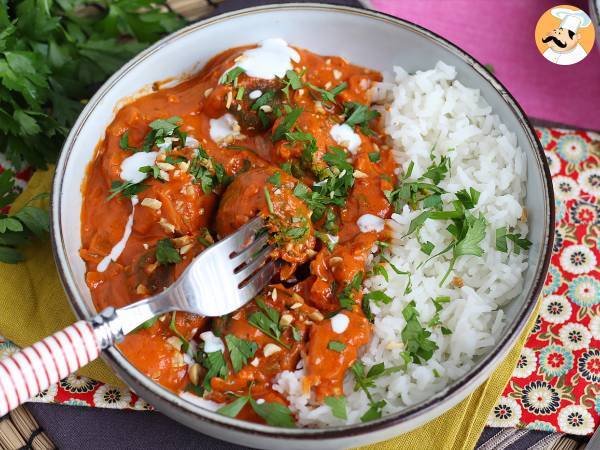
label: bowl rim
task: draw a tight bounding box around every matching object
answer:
[51,2,555,441]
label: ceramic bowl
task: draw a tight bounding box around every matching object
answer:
[51,4,554,449]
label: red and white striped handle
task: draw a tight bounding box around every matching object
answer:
[0,321,100,417]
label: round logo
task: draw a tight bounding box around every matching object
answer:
[535,5,596,65]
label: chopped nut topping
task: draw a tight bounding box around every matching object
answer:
[226,91,233,109]
[289,302,303,310]
[166,336,182,351]
[172,235,193,248]
[279,314,294,327]
[333,69,342,80]
[259,105,272,113]
[178,161,189,172]
[180,243,194,255]
[353,170,368,179]
[159,170,170,181]
[263,343,281,357]
[204,87,213,97]
[141,197,162,210]
[308,311,324,322]
[159,218,175,234]
[385,342,404,350]
[157,162,175,171]
[521,208,528,223]
[136,284,148,295]
[188,363,202,385]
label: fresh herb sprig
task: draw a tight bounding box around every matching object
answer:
[351,362,403,422]
[495,227,532,254]
[225,335,258,373]
[189,147,231,193]
[0,1,183,170]
[401,301,439,364]
[0,170,49,263]
[343,102,380,136]
[217,385,296,427]
[247,298,290,349]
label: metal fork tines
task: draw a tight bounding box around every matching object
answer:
[116,216,278,334]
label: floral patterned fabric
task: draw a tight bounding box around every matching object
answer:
[0,127,598,436]
[486,128,599,436]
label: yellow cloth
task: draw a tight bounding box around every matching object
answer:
[1,169,539,449]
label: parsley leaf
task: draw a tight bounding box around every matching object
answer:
[249,397,296,428]
[328,341,346,352]
[106,180,148,201]
[217,395,248,418]
[343,102,380,135]
[225,335,257,373]
[324,396,347,420]
[200,350,228,391]
[169,312,190,353]
[306,82,347,104]
[272,107,303,142]
[338,272,364,310]
[156,239,182,265]
[361,290,393,322]
[495,227,532,255]
[220,67,245,86]
[248,298,290,349]
[401,301,439,364]
[189,147,231,193]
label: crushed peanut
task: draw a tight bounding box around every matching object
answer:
[141,197,162,210]
[263,343,281,357]
[452,276,464,288]
[159,218,175,234]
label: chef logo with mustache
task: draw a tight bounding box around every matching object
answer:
[535,5,595,65]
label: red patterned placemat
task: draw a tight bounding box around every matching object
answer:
[0,126,598,436]
[486,128,599,436]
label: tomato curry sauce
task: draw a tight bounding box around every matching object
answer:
[81,39,398,425]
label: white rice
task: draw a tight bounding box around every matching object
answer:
[273,61,529,426]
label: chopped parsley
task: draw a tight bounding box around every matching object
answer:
[217,386,296,428]
[420,241,435,255]
[189,147,230,193]
[225,335,258,373]
[324,396,347,420]
[155,239,182,265]
[199,349,228,391]
[351,362,403,422]
[281,69,304,100]
[139,164,166,181]
[263,187,274,214]
[266,172,281,187]
[338,271,364,310]
[361,290,393,322]
[368,151,381,162]
[272,107,303,142]
[220,67,245,86]
[427,296,451,328]
[169,312,189,352]
[247,298,290,349]
[495,227,532,254]
[306,81,347,104]
[343,102,380,136]
[135,116,186,152]
[327,341,346,352]
[106,180,148,201]
[401,301,438,364]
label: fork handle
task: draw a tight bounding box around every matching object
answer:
[0,308,123,417]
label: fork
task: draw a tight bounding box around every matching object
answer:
[0,216,276,416]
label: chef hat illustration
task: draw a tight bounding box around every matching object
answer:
[551,7,592,33]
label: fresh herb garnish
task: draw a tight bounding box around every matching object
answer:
[368,151,381,162]
[306,81,347,104]
[132,316,159,332]
[351,362,403,422]
[220,67,245,86]
[138,116,186,152]
[264,187,274,214]
[106,180,148,201]
[495,227,532,254]
[272,107,303,142]
[267,172,281,187]
[427,296,451,328]
[401,301,438,364]
[455,187,481,210]
[343,102,380,136]
[361,290,393,322]
[324,396,347,420]
[169,312,190,352]
[0,171,49,263]
[189,147,230,193]
[327,341,346,352]
[420,241,435,255]
[248,298,290,349]
[338,271,364,310]
[155,239,182,265]
[217,385,296,427]
[225,335,257,373]
[200,349,228,391]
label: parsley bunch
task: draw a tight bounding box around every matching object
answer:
[0,0,183,170]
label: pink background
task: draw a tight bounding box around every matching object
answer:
[372,0,600,130]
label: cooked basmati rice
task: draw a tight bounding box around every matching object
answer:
[272,61,529,426]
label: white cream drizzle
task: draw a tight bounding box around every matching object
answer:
[331,314,350,334]
[357,214,385,233]
[120,151,159,183]
[209,113,240,144]
[329,123,361,154]
[224,38,300,80]
[97,196,138,272]
[200,331,225,353]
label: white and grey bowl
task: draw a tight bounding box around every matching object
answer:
[51,4,554,449]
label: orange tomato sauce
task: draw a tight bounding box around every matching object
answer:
[80,44,397,423]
